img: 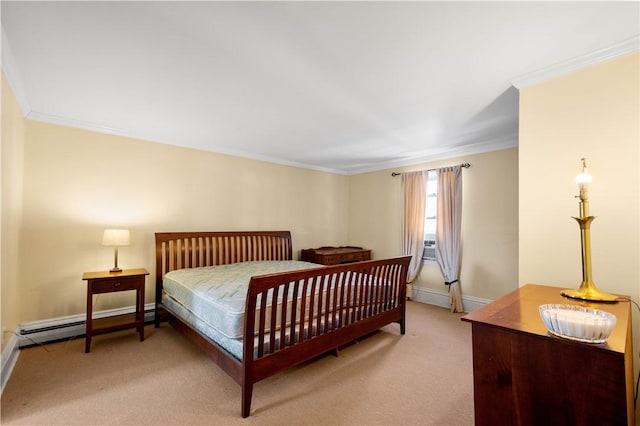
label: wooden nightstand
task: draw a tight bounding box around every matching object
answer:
[82,268,149,353]
[300,246,371,265]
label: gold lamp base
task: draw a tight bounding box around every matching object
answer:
[563,159,618,304]
[561,282,618,303]
[109,247,122,273]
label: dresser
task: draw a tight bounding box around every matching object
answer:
[462,284,633,426]
[300,246,371,265]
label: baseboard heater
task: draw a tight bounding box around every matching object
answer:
[17,303,156,347]
[20,320,86,335]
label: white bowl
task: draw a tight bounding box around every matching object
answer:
[538,304,616,343]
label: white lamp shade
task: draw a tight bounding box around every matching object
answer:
[101,229,130,247]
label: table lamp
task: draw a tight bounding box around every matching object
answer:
[560,159,617,302]
[102,229,130,272]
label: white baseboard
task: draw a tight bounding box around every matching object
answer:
[411,286,491,313]
[1,328,21,395]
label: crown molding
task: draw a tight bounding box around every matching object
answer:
[510,35,640,89]
[344,135,518,175]
[27,110,130,138]
[26,111,348,175]
[25,109,517,176]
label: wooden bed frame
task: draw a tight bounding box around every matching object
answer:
[154,231,410,417]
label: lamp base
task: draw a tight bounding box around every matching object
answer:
[109,267,123,273]
[561,285,618,303]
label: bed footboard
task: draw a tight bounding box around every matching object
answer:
[241,255,411,417]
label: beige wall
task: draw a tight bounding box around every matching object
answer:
[348,147,519,302]
[519,53,639,303]
[18,121,349,323]
[7,53,636,328]
[1,70,25,348]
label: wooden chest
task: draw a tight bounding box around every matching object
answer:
[300,246,371,265]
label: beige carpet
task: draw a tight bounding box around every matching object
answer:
[1,301,474,425]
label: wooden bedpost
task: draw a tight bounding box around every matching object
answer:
[154,236,164,328]
[399,279,407,335]
[241,383,253,418]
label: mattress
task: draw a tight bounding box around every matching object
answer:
[162,294,338,361]
[163,260,394,361]
[162,260,322,339]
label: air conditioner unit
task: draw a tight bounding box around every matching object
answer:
[423,240,436,261]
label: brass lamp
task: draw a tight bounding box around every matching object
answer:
[102,229,130,272]
[561,159,617,302]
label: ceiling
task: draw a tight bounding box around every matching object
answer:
[2,2,638,174]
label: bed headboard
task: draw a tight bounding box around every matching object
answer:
[155,230,292,277]
[154,231,292,313]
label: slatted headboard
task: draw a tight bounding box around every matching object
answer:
[154,231,293,325]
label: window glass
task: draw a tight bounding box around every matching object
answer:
[423,170,437,261]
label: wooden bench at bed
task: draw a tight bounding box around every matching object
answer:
[155,231,410,417]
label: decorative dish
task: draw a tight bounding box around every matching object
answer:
[538,304,616,343]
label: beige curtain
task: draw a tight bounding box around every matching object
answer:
[436,166,463,313]
[401,171,428,283]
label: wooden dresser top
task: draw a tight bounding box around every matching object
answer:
[462,283,630,355]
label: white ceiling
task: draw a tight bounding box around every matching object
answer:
[2,2,639,174]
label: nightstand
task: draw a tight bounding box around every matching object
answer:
[82,268,149,353]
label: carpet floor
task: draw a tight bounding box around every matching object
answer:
[1,301,474,425]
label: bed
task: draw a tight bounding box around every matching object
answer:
[154,231,410,417]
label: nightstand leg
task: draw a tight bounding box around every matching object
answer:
[138,286,144,341]
[85,289,92,353]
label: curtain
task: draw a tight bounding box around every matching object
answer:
[401,171,428,283]
[436,166,464,313]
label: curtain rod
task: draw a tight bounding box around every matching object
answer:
[391,162,471,177]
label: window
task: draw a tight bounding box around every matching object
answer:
[422,170,437,261]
